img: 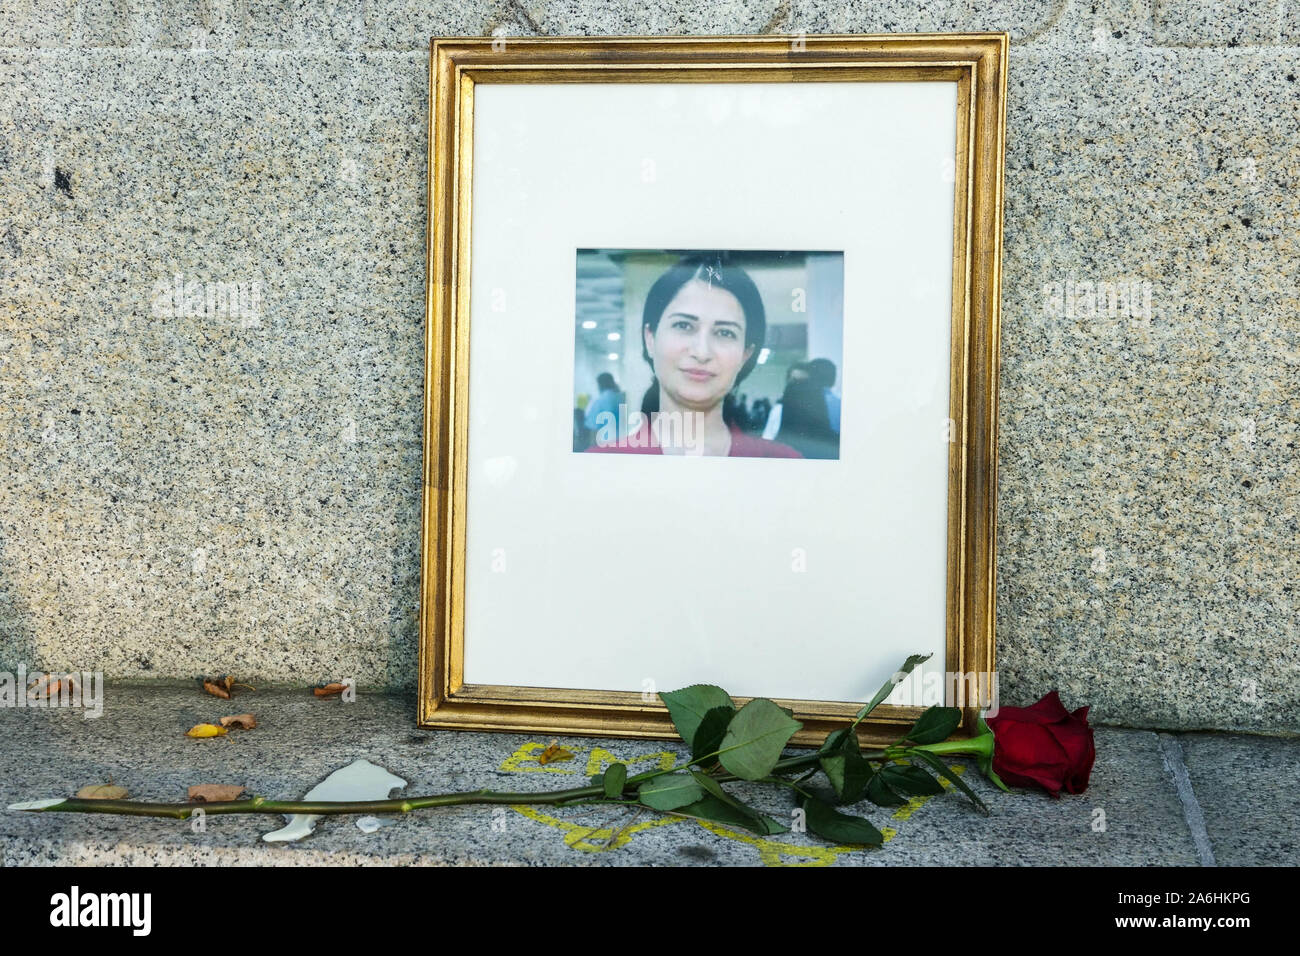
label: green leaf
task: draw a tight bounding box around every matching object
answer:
[800,794,884,846]
[819,726,852,754]
[865,773,907,807]
[880,764,944,797]
[659,685,733,749]
[602,762,627,799]
[910,748,990,814]
[818,728,874,804]
[688,771,791,835]
[718,698,804,781]
[820,751,847,794]
[673,794,790,835]
[637,773,704,811]
[690,770,729,802]
[903,706,963,745]
[850,654,931,730]
[690,704,735,769]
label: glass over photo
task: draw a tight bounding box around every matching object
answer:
[573,249,845,460]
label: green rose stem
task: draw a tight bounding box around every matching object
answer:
[890,721,1009,795]
[10,749,870,821]
[893,733,993,760]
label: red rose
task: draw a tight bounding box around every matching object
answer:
[984,691,1095,797]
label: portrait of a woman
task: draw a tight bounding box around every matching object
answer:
[583,254,803,459]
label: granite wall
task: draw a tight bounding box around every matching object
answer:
[1,1,1296,733]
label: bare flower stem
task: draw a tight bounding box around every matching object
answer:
[11,750,845,820]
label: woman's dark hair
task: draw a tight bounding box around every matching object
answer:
[639,253,767,424]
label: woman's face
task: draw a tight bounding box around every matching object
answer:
[644,278,754,412]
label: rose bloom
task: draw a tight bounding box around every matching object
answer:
[984,691,1095,797]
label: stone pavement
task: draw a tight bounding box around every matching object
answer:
[1,685,1295,866]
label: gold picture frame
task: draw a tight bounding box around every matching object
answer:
[419,33,1008,746]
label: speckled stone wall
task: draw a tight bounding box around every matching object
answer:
[1,2,1296,733]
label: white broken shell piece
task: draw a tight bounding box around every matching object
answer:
[262,758,407,843]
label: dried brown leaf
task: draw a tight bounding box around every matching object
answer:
[537,739,575,765]
[219,713,257,730]
[202,676,233,700]
[28,674,77,699]
[76,784,128,800]
[187,784,246,803]
[314,682,347,697]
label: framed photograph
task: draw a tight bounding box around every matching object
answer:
[420,34,1008,746]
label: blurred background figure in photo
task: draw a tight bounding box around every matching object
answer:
[761,361,805,439]
[806,357,841,436]
[582,371,625,447]
[761,356,842,459]
[572,406,591,454]
[762,361,840,460]
[773,366,839,460]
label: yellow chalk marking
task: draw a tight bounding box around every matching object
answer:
[511,804,678,851]
[689,818,859,867]
[585,747,677,776]
[891,764,966,821]
[498,741,580,775]
[499,742,970,866]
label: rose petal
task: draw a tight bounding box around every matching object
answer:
[987,690,1072,728]
[992,765,1065,798]
[991,720,1073,795]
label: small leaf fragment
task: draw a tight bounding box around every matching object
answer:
[75,784,127,800]
[185,722,228,739]
[313,682,347,697]
[188,784,246,803]
[219,713,257,729]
